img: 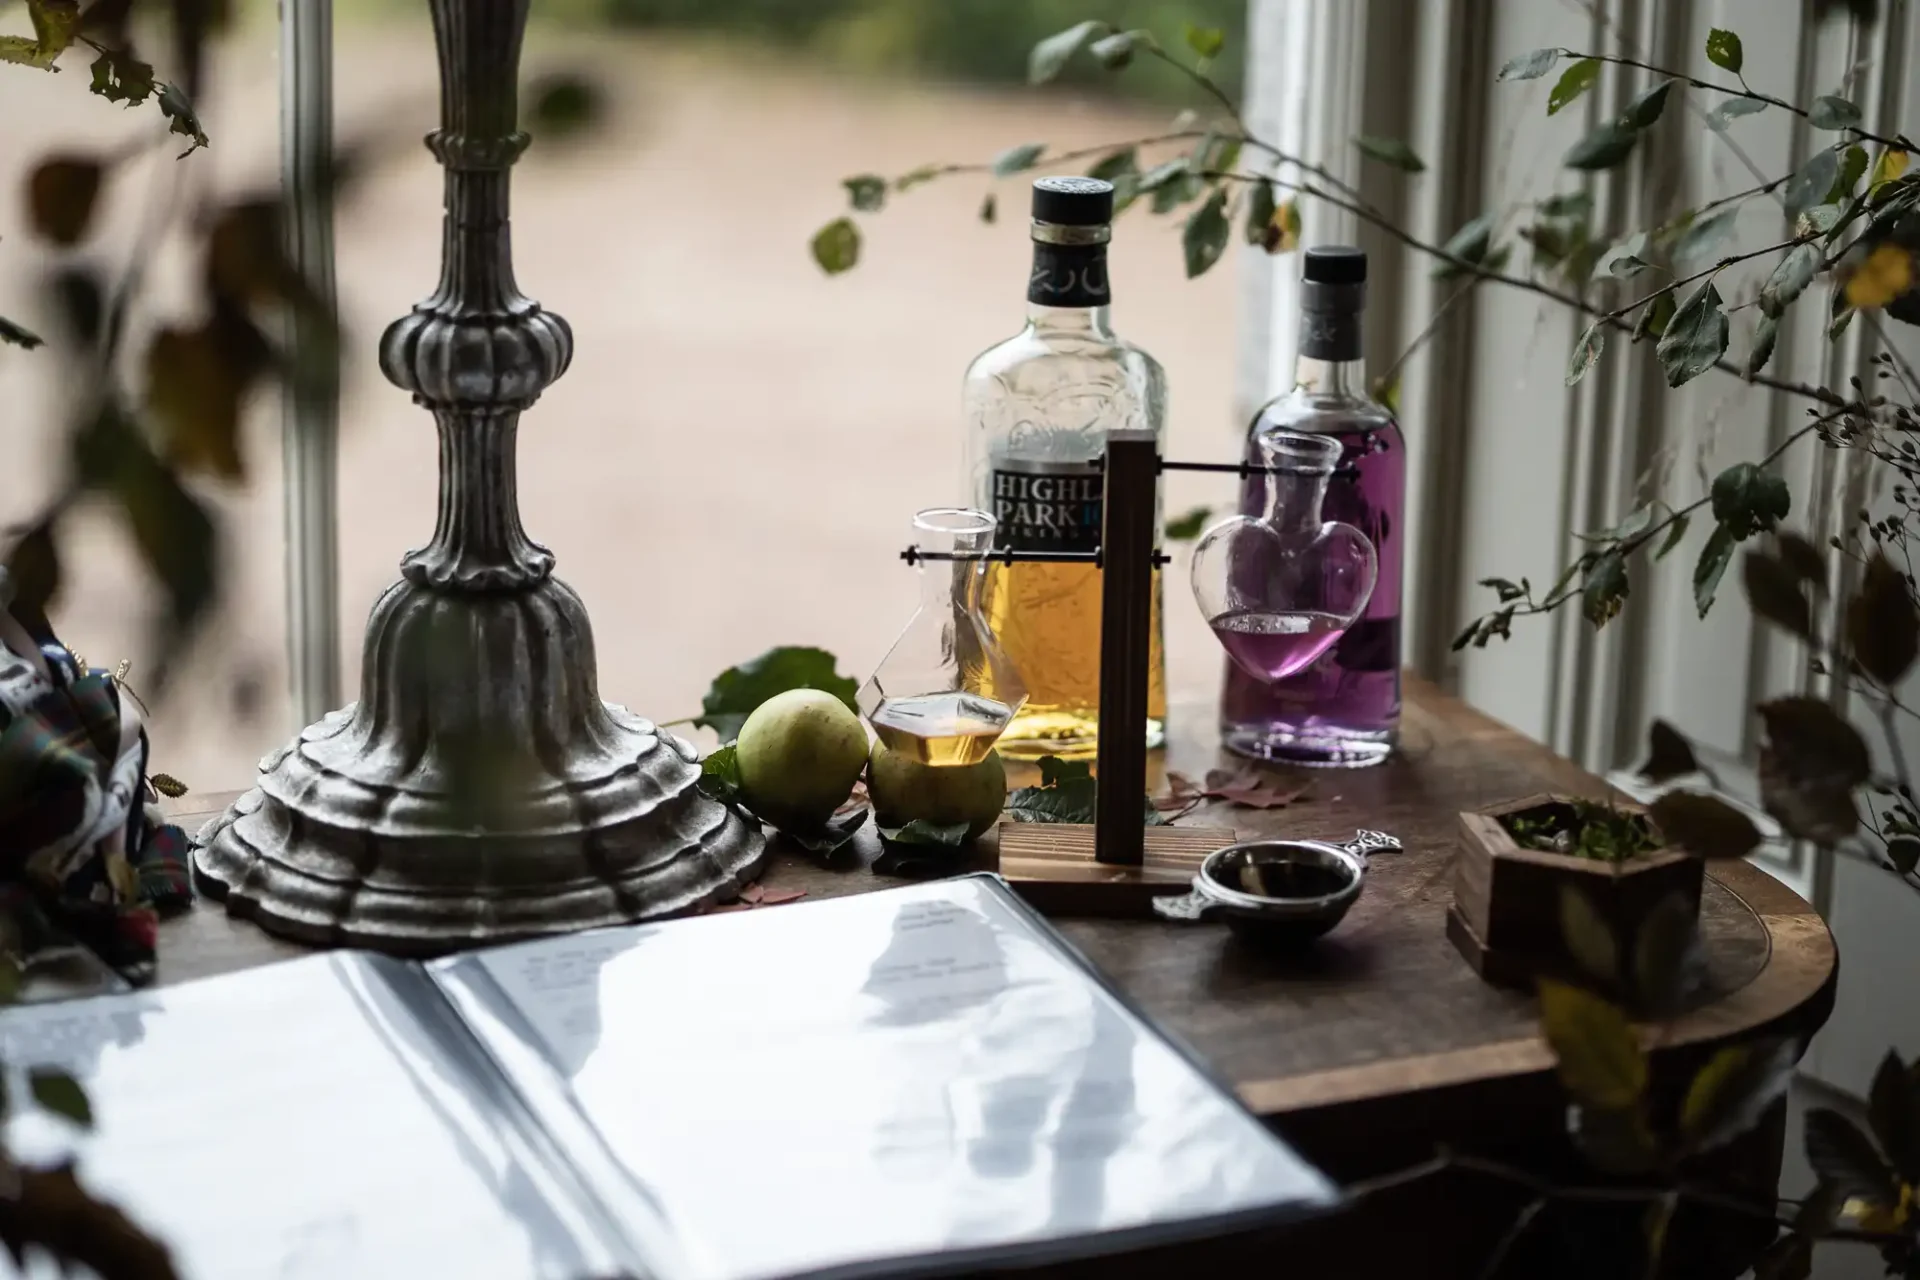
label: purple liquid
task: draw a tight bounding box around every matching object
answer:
[1210,609,1348,682]
[1221,419,1405,766]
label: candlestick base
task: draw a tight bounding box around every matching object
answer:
[192,576,767,953]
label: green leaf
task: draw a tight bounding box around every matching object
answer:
[1183,23,1225,59]
[88,49,155,107]
[694,646,858,740]
[697,743,744,806]
[1480,576,1527,603]
[1005,778,1098,823]
[1087,146,1139,188]
[1537,978,1647,1110]
[1833,144,1870,201]
[1869,145,1910,194]
[1632,289,1676,341]
[1540,190,1593,219]
[1499,47,1560,80]
[1710,462,1790,539]
[1708,97,1768,130]
[1622,78,1675,129]
[1810,95,1862,131]
[1746,315,1780,376]
[1598,232,1652,278]
[0,316,45,349]
[1705,28,1744,75]
[991,142,1046,177]
[528,72,605,139]
[1565,122,1639,170]
[157,82,208,156]
[1889,838,1920,873]
[1028,20,1109,84]
[1090,30,1141,70]
[1634,891,1701,1013]
[1848,553,1920,685]
[1785,148,1841,217]
[1142,159,1200,213]
[1567,322,1606,386]
[1655,512,1690,559]
[1244,178,1278,247]
[979,192,997,224]
[779,806,869,858]
[1868,1051,1920,1184]
[877,819,972,849]
[1548,57,1601,116]
[1558,884,1619,985]
[894,163,943,193]
[1648,791,1762,858]
[811,218,860,275]
[1743,549,1813,638]
[1434,212,1495,277]
[1656,281,1728,387]
[1805,1108,1898,1202]
[1582,550,1629,626]
[1681,1038,1801,1152]
[1181,189,1230,279]
[1694,524,1736,615]
[1165,506,1213,541]
[1673,207,1739,271]
[1760,243,1822,317]
[1639,719,1702,783]
[28,1070,92,1128]
[1829,305,1855,339]
[1353,135,1425,173]
[1796,202,1843,237]
[842,174,886,213]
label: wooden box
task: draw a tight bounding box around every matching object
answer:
[1446,792,1704,991]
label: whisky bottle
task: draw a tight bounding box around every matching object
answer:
[962,176,1168,760]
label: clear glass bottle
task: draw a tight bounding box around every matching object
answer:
[858,508,1027,767]
[962,176,1168,761]
[1191,430,1378,685]
[1221,246,1405,766]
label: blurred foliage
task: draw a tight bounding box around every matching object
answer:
[544,0,1246,102]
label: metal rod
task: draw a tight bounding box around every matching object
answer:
[900,548,1170,568]
[279,0,342,723]
[1093,430,1159,868]
[1159,459,1280,477]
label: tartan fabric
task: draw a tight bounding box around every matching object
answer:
[0,626,192,987]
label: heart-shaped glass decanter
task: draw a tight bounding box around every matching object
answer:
[1191,430,1378,684]
[859,508,1029,766]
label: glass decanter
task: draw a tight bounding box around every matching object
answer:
[1191,431,1378,688]
[859,508,1028,767]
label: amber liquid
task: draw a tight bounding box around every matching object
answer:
[869,692,1014,767]
[979,561,1165,760]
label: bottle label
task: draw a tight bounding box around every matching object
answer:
[1028,243,1111,309]
[1299,307,1362,362]
[988,459,1103,553]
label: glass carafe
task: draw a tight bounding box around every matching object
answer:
[1190,431,1378,687]
[860,509,1028,767]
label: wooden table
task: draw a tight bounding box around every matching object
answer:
[159,676,1835,1277]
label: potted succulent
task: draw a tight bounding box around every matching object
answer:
[1447,792,1704,1001]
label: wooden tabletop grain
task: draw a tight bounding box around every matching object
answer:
[158,675,1835,1167]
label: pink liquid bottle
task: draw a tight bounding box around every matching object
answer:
[1220,246,1405,767]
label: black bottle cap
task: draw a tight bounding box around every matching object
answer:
[1031,176,1114,226]
[1303,245,1367,284]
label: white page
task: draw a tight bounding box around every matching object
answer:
[0,954,627,1280]
[435,876,1335,1280]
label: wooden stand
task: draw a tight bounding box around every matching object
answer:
[998,822,1239,916]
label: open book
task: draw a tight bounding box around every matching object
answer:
[0,875,1335,1279]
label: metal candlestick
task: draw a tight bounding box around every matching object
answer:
[194,0,765,952]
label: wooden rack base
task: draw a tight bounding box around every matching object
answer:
[996,822,1238,917]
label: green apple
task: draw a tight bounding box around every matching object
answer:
[734,689,869,828]
[867,740,1007,840]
